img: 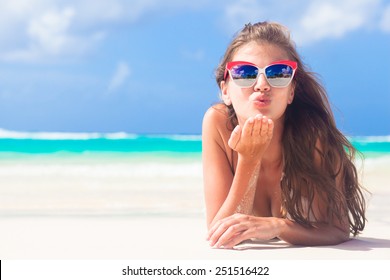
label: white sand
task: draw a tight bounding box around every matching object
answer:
[0,157,389,260]
[1,215,389,260]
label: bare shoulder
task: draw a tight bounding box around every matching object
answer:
[202,104,232,148]
[202,104,230,131]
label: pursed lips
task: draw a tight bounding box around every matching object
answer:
[252,96,271,106]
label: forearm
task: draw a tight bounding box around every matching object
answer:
[210,156,261,227]
[277,218,350,246]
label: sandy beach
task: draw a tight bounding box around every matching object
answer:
[1,215,389,260]
[1,156,389,260]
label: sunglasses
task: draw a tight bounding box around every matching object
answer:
[224,60,298,88]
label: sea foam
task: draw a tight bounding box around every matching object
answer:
[0,128,138,140]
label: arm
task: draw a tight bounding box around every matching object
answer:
[208,214,349,248]
[202,107,273,228]
[278,218,349,245]
[207,139,350,247]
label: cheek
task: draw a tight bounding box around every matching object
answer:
[267,90,292,119]
[277,87,294,104]
[228,86,247,105]
[229,94,252,120]
[230,91,251,109]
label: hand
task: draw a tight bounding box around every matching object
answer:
[207,213,283,249]
[228,114,274,161]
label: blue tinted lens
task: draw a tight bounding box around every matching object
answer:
[230,65,258,87]
[265,64,293,87]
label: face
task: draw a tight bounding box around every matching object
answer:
[221,42,295,126]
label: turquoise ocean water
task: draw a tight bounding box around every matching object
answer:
[0,129,389,217]
[0,130,205,217]
[0,134,201,155]
[0,131,389,157]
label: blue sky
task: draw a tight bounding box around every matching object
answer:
[0,0,389,136]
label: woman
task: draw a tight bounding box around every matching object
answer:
[202,21,366,249]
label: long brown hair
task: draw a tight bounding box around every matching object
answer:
[215,22,366,236]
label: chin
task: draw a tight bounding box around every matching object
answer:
[253,109,270,118]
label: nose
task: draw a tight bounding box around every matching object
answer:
[254,73,270,92]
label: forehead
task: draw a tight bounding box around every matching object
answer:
[232,42,289,66]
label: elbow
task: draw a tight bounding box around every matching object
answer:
[280,220,351,246]
[334,229,350,244]
[331,222,351,245]
[320,226,351,246]
[316,224,351,246]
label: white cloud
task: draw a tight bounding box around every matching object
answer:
[28,7,75,55]
[0,1,153,62]
[2,7,99,62]
[221,0,265,32]
[108,62,131,92]
[295,0,381,44]
[1,0,389,61]
[218,0,299,35]
[0,1,107,62]
[219,0,387,46]
[380,4,390,32]
[0,0,211,62]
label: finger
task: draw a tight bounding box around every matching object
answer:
[208,214,241,246]
[207,217,230,244]
[242,117,255,138]
[208,223,230,247]
[216,231,245,249]
[209,217,238,246]
[228,125,241,150]
[207,220,221,242]
[252,114,263,136]
[224,231,251,249]
[260,116,269,137]
[223,227,258,248]
[215,216,254,248]
[214,223,249,248]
